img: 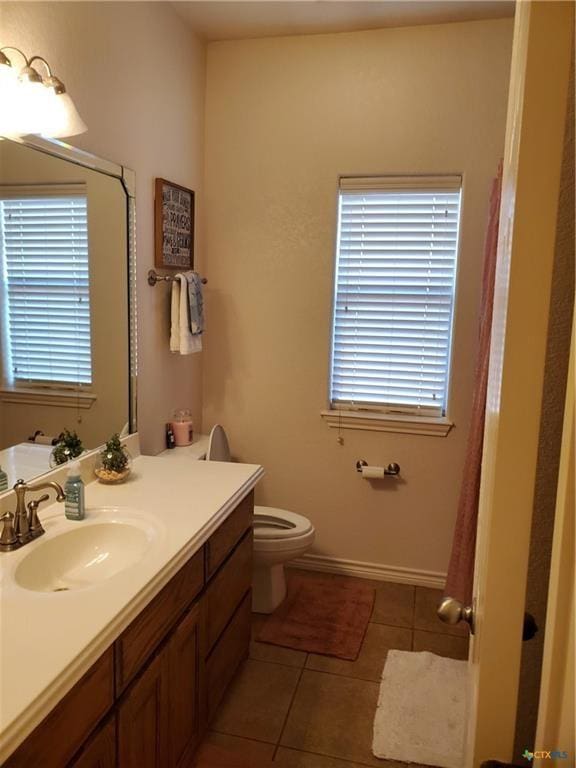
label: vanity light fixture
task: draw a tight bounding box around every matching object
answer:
[0,46,87,139]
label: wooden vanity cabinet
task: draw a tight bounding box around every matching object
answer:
[4,491,254,768]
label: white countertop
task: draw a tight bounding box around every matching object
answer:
[157,434,209,460]
[0,452,263,762]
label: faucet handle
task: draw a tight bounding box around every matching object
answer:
[0,511,20,552]
[28,494,50,540]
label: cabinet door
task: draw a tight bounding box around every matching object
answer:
[70,717,116,768]
[118,653,167,768]
[167,602,204,768]
[206,592,251,721]
[205,532,252,651]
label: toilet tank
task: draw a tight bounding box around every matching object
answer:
[206,425,232,462]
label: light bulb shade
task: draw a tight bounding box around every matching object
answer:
[0,79,87,139]
[15,79,54,136]
[0,61,22,137]
[43,91,87,138]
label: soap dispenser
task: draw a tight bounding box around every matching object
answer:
[65,460,85,520]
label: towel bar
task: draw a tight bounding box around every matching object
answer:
[148,269,207,287]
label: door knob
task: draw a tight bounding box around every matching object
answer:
[437,596,475,634]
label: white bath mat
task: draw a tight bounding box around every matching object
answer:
[372,650,468,768]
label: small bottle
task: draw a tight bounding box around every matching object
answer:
[166,423,176,449]
[0,465,7,492]
[65,460,85,520]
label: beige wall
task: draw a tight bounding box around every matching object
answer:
[0,140,129,453]
[0,2,206,455]
[203,19,513,576]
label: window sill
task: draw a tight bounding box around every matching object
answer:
[320,409,454,437]
[0,387,96,409]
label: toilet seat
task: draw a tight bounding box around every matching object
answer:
[253,506,315,555]
[253,506,313,539]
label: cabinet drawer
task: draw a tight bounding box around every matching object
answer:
[115,549,204,693]
[205,531,252,651]
[205,591,251,720]
[205,491,253,580]
[5,649,114,768]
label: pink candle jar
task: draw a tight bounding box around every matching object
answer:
[171,409,194,447]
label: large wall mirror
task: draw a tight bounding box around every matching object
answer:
[0,137,136,488]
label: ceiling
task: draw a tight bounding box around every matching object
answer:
[172,1,515,42]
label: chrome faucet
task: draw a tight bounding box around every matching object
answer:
[0,479,65,552]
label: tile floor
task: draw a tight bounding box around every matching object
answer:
[200,569,468,768]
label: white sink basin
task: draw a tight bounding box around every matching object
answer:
[14,516,158,593]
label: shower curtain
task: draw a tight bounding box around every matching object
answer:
[444,163,503,605]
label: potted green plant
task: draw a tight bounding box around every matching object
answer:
[50,429,84,466]
[94,433,132,483]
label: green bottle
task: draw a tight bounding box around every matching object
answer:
[65,461,85,520]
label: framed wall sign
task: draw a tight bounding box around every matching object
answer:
[154,178,195,269]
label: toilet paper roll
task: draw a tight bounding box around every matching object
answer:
[29,434,58,445]
[361,465,386,479]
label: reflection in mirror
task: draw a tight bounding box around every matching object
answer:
[0,139,133,488]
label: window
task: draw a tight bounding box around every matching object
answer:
[0,187,92,388]
[328,175,462,428]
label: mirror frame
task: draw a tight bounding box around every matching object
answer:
[1,135,138,436]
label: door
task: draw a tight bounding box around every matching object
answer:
[117,601,205,768]
[167,602,204,768]
[118,653,167,768]
[464,2,573,766]
[534,324,575,762]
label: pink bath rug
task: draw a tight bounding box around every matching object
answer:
[256,572,375,660]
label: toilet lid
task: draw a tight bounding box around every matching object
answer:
[253,506,313,539]
[206,424,231,462]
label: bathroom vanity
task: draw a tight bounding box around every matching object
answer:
[0,451,264,767]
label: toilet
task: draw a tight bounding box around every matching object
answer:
[206,425,315,613]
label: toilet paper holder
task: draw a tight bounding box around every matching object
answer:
[356,459,401,476]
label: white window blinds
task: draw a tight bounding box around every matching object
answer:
[0,190,92,386]
[330,176,462,417]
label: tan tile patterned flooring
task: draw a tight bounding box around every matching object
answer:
[204,570,469,768]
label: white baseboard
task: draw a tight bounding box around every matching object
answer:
[290,553,446,590]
